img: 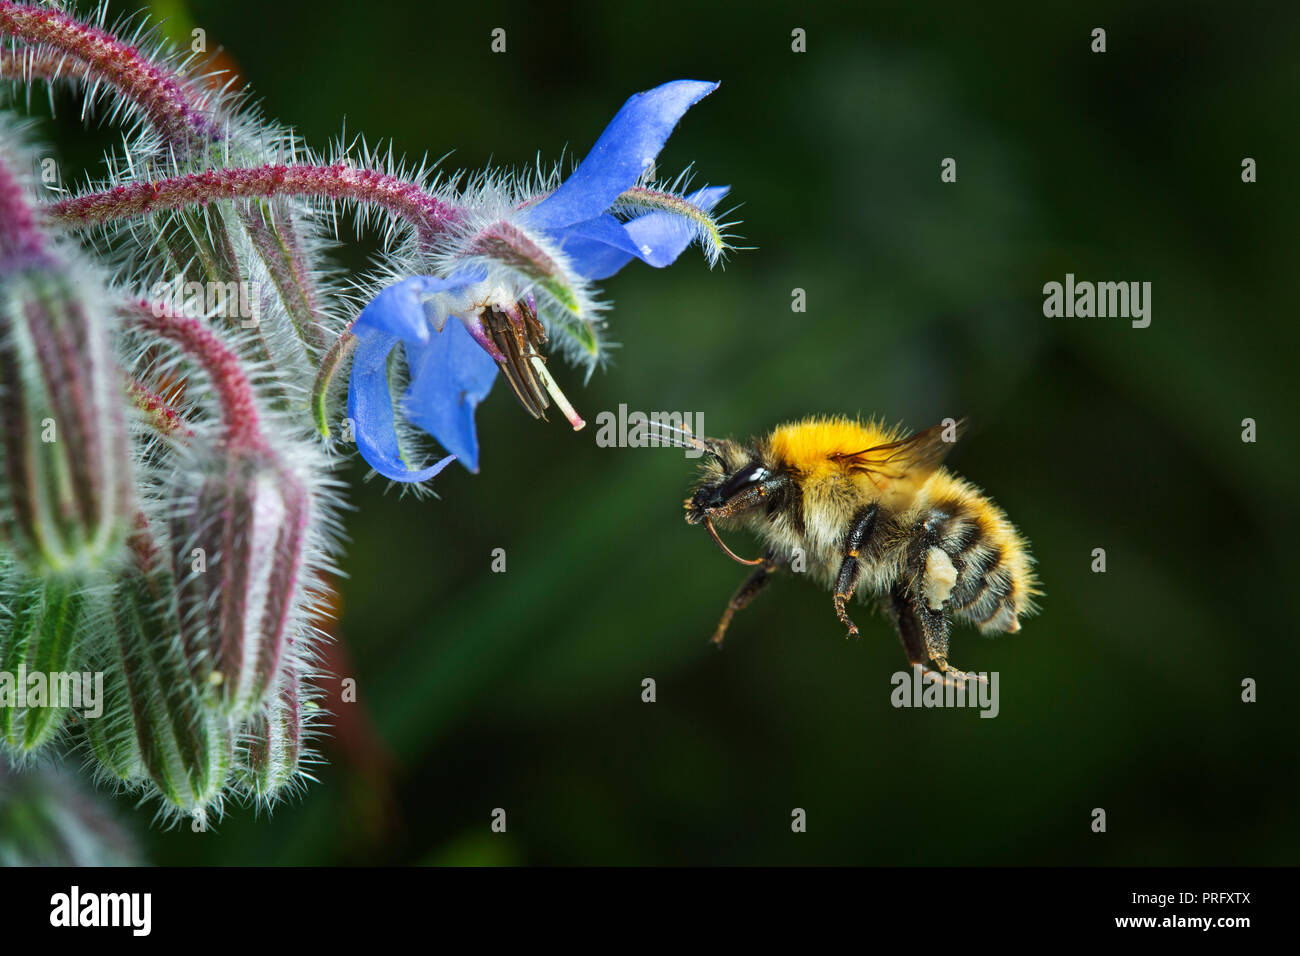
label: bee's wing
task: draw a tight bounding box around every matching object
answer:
[834,418,967,481]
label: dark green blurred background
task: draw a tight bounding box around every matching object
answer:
[65,0,1300,863]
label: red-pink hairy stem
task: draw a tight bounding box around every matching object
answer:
[121,301,263,450]
[0,1,220,147]
[1,27,334,356]
[0,44,74,88]
[49,163,463,249]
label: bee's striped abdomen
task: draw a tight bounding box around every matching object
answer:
[915,471,1037,634]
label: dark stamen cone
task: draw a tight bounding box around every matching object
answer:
[478,300,585,429]
[483,302,550,419]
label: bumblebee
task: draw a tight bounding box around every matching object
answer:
[673,416,1039,684]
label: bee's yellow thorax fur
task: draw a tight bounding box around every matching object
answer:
[768,416,901,480]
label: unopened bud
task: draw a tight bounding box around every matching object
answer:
[235,662,307,803]
[0,573,87,753]
[0,264,132,576]
[170,448,311,718]
[97,528,233,815]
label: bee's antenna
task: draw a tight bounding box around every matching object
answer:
[703,516,766,566]
[644,419,723,456]
[647,435,699,452]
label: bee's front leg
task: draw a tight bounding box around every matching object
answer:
[711,551,778,646]
[831,505,879,639]
[832,560,862,638]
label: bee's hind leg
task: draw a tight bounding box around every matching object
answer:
[711,551,778,646]
[932,657,987,687]
[888,584,986,689]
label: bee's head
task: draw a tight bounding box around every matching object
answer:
[684,441,786,526]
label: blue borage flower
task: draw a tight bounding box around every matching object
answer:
[347,80,732,482]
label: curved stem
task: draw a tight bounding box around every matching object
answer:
[48,162,461,250]
[0,44,74,86]
[0,1,219,147]
[309,327,357,438]
[2,43,337,359]
[120,301,263,450]
[6,2,464,426]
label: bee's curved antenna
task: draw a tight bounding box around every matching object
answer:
[644,419,724,458]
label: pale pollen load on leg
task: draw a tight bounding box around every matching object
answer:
[923,547,958,611]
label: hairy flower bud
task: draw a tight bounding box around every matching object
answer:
[0,262,132,577]
[82,674,145,785]
[170,448,311,718]
[0,572,87,753]
[98,529,232,816]
[235,662,308,803]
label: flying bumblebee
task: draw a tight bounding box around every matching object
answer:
[668,416,1039,684]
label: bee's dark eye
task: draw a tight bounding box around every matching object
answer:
[719,463,771,500]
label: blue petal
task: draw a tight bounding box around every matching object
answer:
[354,272,485,344]
[527,80,719,231]
[347,325,457,483]
[550,236,635,280]
[551,186,729,278]
[550,214,640,279]
[403,316,500,473]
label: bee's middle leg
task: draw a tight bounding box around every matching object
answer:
[711,552,778,646]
